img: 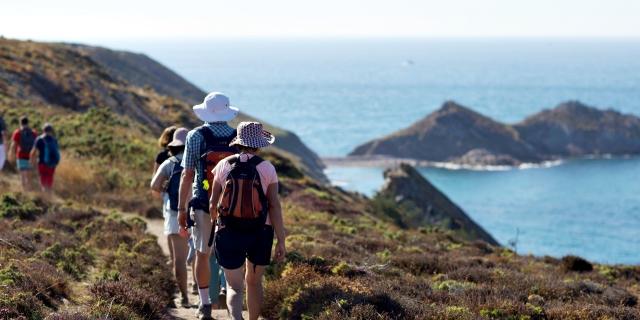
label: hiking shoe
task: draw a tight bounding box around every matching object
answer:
[180,295,190,308]
[191,282,198,294]
[217,294,227,310]
[196,304,212,320]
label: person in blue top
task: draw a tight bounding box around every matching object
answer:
[30,123,60,193]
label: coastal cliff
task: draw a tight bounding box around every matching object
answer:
[376,163,499,245]
[350,100,640,166]
[0,38,327,182]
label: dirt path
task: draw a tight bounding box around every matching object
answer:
[144,218,251,320]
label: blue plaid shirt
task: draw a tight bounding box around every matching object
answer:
[181,122,236,198]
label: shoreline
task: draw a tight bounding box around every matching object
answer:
[322,154,638,171]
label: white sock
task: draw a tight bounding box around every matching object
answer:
[198,287,211,306]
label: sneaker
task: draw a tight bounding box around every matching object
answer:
[196,304,212,320]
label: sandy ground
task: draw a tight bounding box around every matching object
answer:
[144,218,252,320]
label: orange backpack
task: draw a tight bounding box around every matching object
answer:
[216,155,269,231]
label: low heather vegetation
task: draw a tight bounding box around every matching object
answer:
[0,193,175,319]
[259,170,640,320]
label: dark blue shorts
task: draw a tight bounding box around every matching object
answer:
[214,225,274,270]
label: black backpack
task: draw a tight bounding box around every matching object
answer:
[19,128,35,153]
[167,156,183,211]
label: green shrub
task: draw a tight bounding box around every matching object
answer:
[0,193,45,220]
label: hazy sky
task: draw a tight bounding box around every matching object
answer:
[1,0,639,41]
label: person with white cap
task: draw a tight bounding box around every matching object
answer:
[151,127,190,308]
[208,121,287,320]
[177,92,239,319]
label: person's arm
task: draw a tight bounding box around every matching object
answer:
[29,144,38,166]
[208,182,223,222]
[8,140,15,163]
[1,129,6,156]
[150,162,169,194]
[178,168,195,229]
[8,131,17,163]
[177,132,197,229]
[267,183,286,262]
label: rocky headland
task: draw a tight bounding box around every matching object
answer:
[350,100,640,167]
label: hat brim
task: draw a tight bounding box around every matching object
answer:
[193,104,239,122]
[167,140,185,147]
[229,131,275,149]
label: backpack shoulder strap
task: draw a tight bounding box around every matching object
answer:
[197,126,215,146]
[247,155,264,168]
[227,154,241,165]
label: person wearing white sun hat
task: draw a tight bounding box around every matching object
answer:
[178,92,239,319]
[208,121,286,320]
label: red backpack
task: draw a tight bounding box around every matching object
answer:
[216,155,269,231]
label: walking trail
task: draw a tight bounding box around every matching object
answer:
[144,217,252,320]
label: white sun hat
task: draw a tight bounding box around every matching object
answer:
[192,92,240,122]
[230,122,275,149]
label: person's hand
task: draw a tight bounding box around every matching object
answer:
[178,208,188,230]
[274,240,286,263]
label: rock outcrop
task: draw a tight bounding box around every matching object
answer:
[514,100,640,157]
[377,163,499,245]
[351,100,640,166]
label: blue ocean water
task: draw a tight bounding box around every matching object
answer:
[107,38,640,264]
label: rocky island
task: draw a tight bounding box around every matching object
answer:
[350,100,640,167]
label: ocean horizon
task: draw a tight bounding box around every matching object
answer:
[102,38,640,264]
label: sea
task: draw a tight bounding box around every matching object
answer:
[105,38,640,264]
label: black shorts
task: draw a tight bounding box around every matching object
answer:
[214,225,274,270]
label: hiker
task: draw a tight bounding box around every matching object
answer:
[30,123,61,193]
[209,121,286,320]
[9,116,37,191]
[150,127,190,308]
[0,114,7,170]
[178,92,239,319]
[154,126,178,175]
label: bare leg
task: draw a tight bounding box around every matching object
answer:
[209,254,221,308]
[195,251,211,304]
[20,170,30,192]
[169,234,189,300]
[224,265,246,320]
[192,259,197,290]
[167,236,175,265]
[245,261,265,320]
